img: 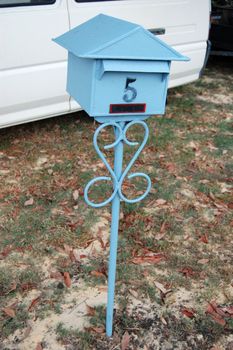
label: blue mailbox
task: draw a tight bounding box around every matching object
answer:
[53,14,188,122]
[53,14,189,338]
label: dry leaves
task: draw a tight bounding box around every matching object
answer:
[179,267,196,278]
[24,197,34,206]
[72,190,79,201]
[155,221,168,240]
[85,326,105,334]
[63,272,71,288]
[2,307,15,318]
[155,198,167,206]
[199,234,208,244]
[35,343,43,350]
[28,296,41,312]
[197,258,209,265]
[181,307,196,318]
[121,331,130,350]
[50,271,63,280]
[132,252,166,265]
[90,270,106,278]
[154,281,172,304]
[206,301,233,326]
[86,304,96,316]
[0,245,12,259]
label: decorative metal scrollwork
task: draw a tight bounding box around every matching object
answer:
[84,120,151,208]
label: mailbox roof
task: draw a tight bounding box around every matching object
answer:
[53,14,189,62]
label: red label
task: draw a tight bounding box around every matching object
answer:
[109,104,146,114]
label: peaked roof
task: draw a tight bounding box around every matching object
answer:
[53,14,189,61]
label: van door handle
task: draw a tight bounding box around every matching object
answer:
[149,28,166,35]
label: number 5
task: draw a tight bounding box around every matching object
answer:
[123,78,137,103]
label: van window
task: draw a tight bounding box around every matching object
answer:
[0,0,55,7]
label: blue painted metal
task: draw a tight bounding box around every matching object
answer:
[53,14,189,61]
[84,120,151,208]
[106,123,124,337]
[53,14,189,120]
[84,119,151,336]
[53,14,190,337]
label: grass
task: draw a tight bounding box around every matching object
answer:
[0,57,233,348]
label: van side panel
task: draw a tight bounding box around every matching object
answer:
[0,0,70,128]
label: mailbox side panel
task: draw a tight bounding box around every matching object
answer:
[67,53,93,114]
[91,71,168,118]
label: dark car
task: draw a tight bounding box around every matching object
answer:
[210,0,233,55]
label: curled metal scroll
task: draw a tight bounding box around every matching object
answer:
[84,120,151,208]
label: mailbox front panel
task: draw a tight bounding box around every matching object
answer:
[91,70,168,117]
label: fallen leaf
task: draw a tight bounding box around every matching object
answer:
[72,249,81,261]
[199,234,208,244]
[3,307,15,318]
[199,179,210,184]
[72,190,79,202]
[155,199,167,206]
[160,316,167,325]
[154,281,172,303]
[187,141,199,151]
[63,244,72,255]
[24,198,34,206]
[35,343,43,350]
[28,297,41,312]
[5,282,17,295]
[36,157,48,167]
[69,250,78,262]
[63,272,71,288]
[210,313,226,326]
[132,253,165,265]
[86,326,105,334]
[50,271,63,280]
[121,331,130,350]
[197,258,209,265]
[181,307,196,318]
[222,306,233,316]
[165,162,176,173]
[21,282,36,291]
[0,245,12,258]
[129,289,139,299]
[80,254,87,259]
[90,270,106,278]
[180,189,195,199]
[206,302,226,326]
[86,304,96,316]
[207,302,232,318]
[98,236,107,250]
[155,222,168,240]
[23,325,32,339]
[179,267,196,278]
[154,281,169,295]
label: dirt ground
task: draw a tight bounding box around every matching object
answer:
[0,56,233,350]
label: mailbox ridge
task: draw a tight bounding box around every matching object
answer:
[53,14,189,61]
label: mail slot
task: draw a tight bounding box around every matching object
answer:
[53,14,189,122]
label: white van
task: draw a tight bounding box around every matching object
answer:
[0,0,211,129]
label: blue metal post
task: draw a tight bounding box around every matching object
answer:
[106,123,124,337]
[84,119,151,337]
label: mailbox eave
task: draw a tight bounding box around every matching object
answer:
[53,14,189,63]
